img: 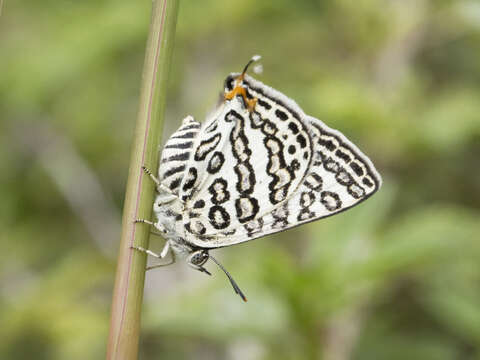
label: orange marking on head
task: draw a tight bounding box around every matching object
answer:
[224,76,257,112]
[224,56,262,112]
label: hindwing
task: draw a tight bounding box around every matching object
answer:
[176,74,381,248]
[158,116,201,195]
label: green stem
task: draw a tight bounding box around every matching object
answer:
[106,1,179,359]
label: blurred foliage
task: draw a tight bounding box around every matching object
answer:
[1,0,480,359]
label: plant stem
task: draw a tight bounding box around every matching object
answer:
[106,1,179,359]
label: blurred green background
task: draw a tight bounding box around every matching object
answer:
[1,0,480,359]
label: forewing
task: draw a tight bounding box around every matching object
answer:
[178,78,313,245]
[182,74,381,249]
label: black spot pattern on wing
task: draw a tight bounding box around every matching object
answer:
[165,209,182,222]
[186,221,206,235]
[207,151,225,174]
[257,98,271,110]
[225,109,243,123]
[244,218,264,236]
[208,178,230,205]
[318,151,366,199]
[263,136,297,204]
[181,167,198,202]
[209,205,231,229]
[296,134,307,148]
[169,177,182,191]
[229,111,259,223]
[350,162,364,176]
[247,96,312,207]
[275,109,288,121]
[249,110,264,128]
[205,121,218,133]
[183,167,197,191]
[170,131,197,140]
[336,168,354,187]
[262,120,278,135]
[335,149,351,162]
[347,183,366,199]
[297,191,316,221]
[163,164,186,179]
[304,173,323,191]
[193,199,205,209]
[288,122,299,134]
[194,133,221,161]
[362,177,374,187]
[235,197,259,224]
[318,137,336,151]
[219,228,237,237]
[320,191,342,211]
[165,141,193,150]
[271,203,289,229]
[311,122,379,193]
[234,162,256,194]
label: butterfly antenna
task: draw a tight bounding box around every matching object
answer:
[209,254,247,302]
[241,55,262,77]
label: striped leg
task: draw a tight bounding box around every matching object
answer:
[147,248,176,270]
[142,165,182,204]
[134,218,168,234]
[141,165,160,187]
[131,241,175,269]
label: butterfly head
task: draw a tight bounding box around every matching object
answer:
[188,249,211,275]
[189,249,209,267]
[224,55,261,112]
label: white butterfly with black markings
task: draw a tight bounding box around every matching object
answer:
[135,56,382,301]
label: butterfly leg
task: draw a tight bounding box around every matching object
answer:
[134,218,168,235]
[156,185,181,204]
[142,163,185,204]
[131,242,175,269]
[141,165,161,187]
[134,218,155,226]
[141,165,177,200]
[150,230,165,237]
[146,252,176,270]
[147,243,175,269]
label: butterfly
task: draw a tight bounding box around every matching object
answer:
[134,55,382,301]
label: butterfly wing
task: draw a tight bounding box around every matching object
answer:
[179,74,381,249]
[158,115,201,195]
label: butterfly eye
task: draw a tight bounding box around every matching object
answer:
[189,250,209,266]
